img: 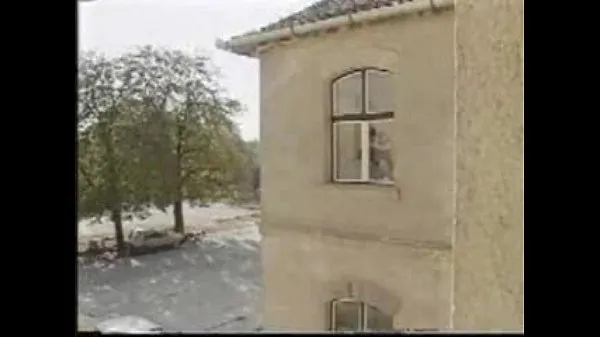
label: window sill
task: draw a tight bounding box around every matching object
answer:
[326,180,400,199]
[331,180,395,187]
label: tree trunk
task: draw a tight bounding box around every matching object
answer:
[173,199,185,234]
[111,208,127,256]
[101,116,126,257]
[173,122,185,234]
[252,166,260,202]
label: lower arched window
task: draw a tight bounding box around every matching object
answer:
[330,298,394,331]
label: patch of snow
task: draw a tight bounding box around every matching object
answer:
[96,315,163,334]
[203,226,261,248]
[95,285,113,292]
[180,252,196,265]
[78,219,263,332]
[130,259,143,268]
[78,313,98,331]
[78,203,255,239]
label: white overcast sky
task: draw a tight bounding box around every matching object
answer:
[78,0,316,141]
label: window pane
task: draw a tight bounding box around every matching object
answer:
[333,301,361,331]
[368,121,393,182]
[334,122,362,180]
[334,72,363,115]
[367,70,394,113]
[365,305,394,331]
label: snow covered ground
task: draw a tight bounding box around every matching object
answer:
[78,202,255,239]
[77,204,263,332]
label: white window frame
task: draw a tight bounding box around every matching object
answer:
[332,71,363,117]
[330,298,364,331]
[331,68,394,185]
[330,298,389,332]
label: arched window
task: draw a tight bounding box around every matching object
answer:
[331,68,394,184]
[329,297,394,331]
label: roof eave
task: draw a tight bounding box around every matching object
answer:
[215,38,256,58]
[215,0,454,58]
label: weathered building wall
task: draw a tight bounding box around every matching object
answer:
[257,0,524,330]
[453,0,524,330]
[258,9,456,330]
[261,229,452,330]
[260,10,455,246]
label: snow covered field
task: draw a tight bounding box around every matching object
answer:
[78,202,256,239]
[77,204,263,332]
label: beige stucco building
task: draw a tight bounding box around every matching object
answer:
[218,0,523,331]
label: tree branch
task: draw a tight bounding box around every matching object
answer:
[78,165,96,189]
[180,166,221,185]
